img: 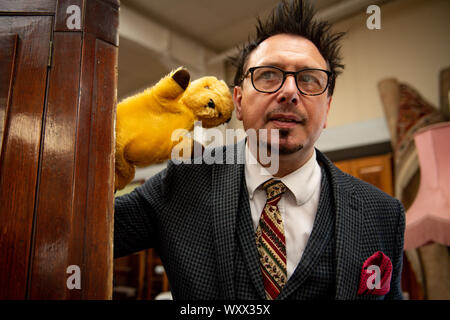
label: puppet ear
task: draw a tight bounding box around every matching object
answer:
[154,67,191,100]
[172,68,190,90]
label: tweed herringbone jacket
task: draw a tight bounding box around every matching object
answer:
[114,142,405,300]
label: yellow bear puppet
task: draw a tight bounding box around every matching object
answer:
[115,67,234,190]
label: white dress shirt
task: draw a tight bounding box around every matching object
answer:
[244,143,322,279]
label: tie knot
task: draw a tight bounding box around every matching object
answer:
[263,179,286,200]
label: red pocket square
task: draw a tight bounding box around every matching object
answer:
[357,251,392,296]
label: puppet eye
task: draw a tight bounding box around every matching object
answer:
[204,85,210,89]
[206,99,215,109]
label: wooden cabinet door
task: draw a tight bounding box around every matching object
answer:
[334,154,394,196]
[0,16,53,300]
[351,154,393,196]
[0,0,118,299]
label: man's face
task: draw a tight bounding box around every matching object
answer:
[234,33,332,157]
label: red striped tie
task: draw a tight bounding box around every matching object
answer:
[255,179,287,300]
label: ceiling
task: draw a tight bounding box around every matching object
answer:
[117,0,389,100]
[120,0,346,52]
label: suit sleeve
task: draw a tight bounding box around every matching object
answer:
[385,199,406,300]
[113,170,166,258]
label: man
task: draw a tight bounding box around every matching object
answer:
[114,0,405,300]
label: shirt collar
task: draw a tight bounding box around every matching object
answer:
[244,142,321,205]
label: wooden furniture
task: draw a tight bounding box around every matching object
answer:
[113,251,146,300]
[145,249,170,299]
[334,153,394,196]
[0,0,119,299]
[113,249,170,300]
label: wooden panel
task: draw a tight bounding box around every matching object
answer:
[0,0,56,13]
[0,33,17,158]
[144,249,170,300]
[72,32,97,299]
[334,160,352,175]
[81,38,116,299]
[352,154,393,196]
[67,0,118,298]
[85,0,119,46]
[334,153,394,196]
[0,16,52,299]
[28,32,82,299]
[356,164,385,187]
[70,31,116,299]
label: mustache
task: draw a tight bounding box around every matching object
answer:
[264,106,307,123]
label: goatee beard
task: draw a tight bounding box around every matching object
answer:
[273,143,304,155]
[271,128,303,155]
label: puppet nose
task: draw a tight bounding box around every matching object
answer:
[207,99,215,109]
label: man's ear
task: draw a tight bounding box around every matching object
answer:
[233,86,243,121]
[323,95,332,128]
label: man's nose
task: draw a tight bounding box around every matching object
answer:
[277,74,299,104]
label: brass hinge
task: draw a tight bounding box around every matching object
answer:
[48,40,53,68]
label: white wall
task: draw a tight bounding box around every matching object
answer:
[327,0,450,128]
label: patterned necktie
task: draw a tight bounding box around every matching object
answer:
[255,179,287,300]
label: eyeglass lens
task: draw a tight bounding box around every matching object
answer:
[252,67,328,94]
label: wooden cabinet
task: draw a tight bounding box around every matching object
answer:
[113,249,170,300]
[0,15,53,300]
[0,0,118,299]
[334,153,394,196]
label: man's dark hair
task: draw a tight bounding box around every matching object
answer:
[230,0,345,96]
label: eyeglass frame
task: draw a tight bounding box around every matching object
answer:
[240,65,332,96]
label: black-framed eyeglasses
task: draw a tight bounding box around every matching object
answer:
[241,65,332,96]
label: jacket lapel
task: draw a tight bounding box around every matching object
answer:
[236,178,266,299]
[210,141,249,299]
[231,141,266,298]
[211,164,239,299]
[316,151,365,300]
[334,187,364,299]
